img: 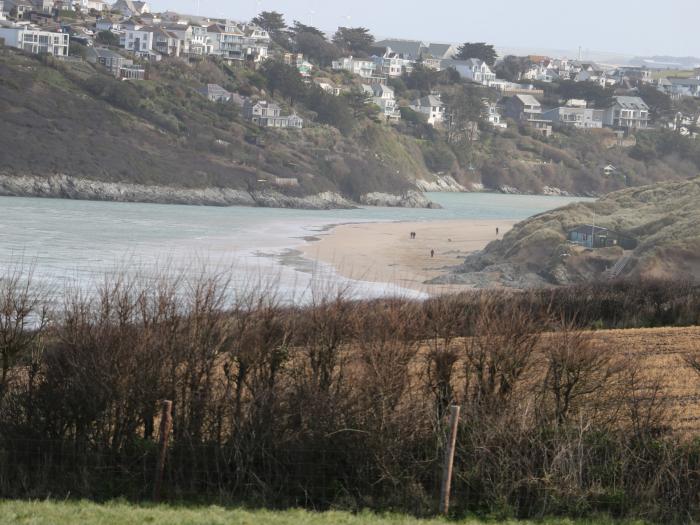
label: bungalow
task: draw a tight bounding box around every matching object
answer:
[283,52,313,77]
[95,18,120,32]
[603,96,650,131]
[484,101,506,128]
[0,22,69,55]
[410,94,445,126]
[568,225,637,250]
[198,83,232,103]
[243,100,303,129]
[441,58,496,85]
[332,56,377,79]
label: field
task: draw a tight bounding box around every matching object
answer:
[0,500,647,525]
[589,326,700,434]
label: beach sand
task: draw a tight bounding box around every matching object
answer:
[299,219,515,294]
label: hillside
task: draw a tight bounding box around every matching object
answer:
[433,178,700,287]
[0,47,444,208]
[1,45,699,208]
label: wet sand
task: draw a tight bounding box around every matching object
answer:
[299,219,515,294]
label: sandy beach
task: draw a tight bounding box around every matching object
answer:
[299,219,515,294]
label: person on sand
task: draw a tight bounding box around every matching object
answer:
[430,249,435,258]
[496,227,500,236]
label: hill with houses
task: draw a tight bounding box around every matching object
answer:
[0,2,700,206]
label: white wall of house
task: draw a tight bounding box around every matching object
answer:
[0,26,69,55]
[123,29,154,53]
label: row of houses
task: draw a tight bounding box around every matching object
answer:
[504,94,650,136]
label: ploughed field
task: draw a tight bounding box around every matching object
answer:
[588,326,700,434]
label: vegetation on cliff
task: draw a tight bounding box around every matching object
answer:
[442,178,700,286]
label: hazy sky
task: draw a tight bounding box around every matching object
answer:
[150,0,698,58]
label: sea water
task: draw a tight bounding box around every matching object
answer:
[0,193,589,301]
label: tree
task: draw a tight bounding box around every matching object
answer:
[495,55,532,82]
[443,84,485,145]
[637,84,672,121]
[332,27,374,57]
[260,61,305,105]
[96,30,119,46]
[294,32,341,67]
[343,87,379,121]
[455,42,497,66]
[251,11,286,34]
[558,80,614,108]
[252,11,289,49]
[289,21,325,39]
[306,87,355,135]
[403,64,441,94]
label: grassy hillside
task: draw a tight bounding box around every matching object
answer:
[0,47,430,203]
[438,178,700,286]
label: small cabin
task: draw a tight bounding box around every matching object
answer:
[568,225,637,250]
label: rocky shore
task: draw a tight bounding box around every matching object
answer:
[0,174,439,210]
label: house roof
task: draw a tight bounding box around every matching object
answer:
[374,39,423,59]
[198,84,231,97]
[514,94,541,107]
[668,77,700,86]
[414,94,443,108]
[89,47,125,60]
[424,43,454,59]
[613,96,649,110]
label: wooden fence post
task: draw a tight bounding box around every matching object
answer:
[153,399,173,503]
[439,405,461,516]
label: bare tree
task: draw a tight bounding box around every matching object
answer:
[0,262,48,399]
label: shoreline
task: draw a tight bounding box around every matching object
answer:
[298,219,516,294]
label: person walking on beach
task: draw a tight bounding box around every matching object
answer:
[430,249,435,258]
[496,227,500,236]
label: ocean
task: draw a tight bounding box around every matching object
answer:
[0,193,589,301]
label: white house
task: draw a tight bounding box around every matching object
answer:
[410,94,445,125]
[371,84,400,121]
[0,22,69,55]
[77,0,108,11]
[373,49,413,77]
[0,1,5,20]
[603,96,650,131]
[314,78,342,96]
[123,28,154,55]
[243,100,303,129]
[332,56,377,79]
[484,101,506,128]
[441,58,496,84]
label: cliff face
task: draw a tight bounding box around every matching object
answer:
[430,178,700,288]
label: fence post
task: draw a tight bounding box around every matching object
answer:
[439,405,461,516]
[153,399,173,503]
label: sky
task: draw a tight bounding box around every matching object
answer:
[150,0,699,59]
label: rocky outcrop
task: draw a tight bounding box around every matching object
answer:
[359,190,441,209]
[0,174,437,210]
[415,174,466,193]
